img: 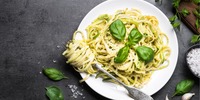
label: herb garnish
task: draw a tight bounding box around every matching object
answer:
[43,68,67,81]
[109,19,126,41]
[172,79,194,97]
[46,86,64,100]
[181,8,190,17]
[191,34,200,43]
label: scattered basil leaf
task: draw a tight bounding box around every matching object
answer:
[169,15,181,30]
[172,79,194,97]
[169,15,178,23]
[43,68,67,81]
[114,46,130,63]
[136,46,154,63]
[172,22,181,30]
[46,86,64,100]
[109,19,126,41]
[181,8,190,17]
[195,19,200,29]
[172,0,181,8]
[127,28,143,46]
[191,35,200,44]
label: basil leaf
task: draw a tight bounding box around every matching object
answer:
[193,10,200,19]
[173,0,181,8]
[169,15,178,23]
[195,19,200,29]
[172,22,180,30]
[43,68,67,81]
[191,35,200,44]
[181,8,190,17]
[109,19,126,41]
[136,46,154,63]
[114,46,129,63]
[127,28,143,46]
[172,79,194,97]
[46,86,64,100]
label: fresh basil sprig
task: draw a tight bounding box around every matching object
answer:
[191,34,200,43]
[43,68,67,81]
[169,15,180,30]
[46,86,64,100]
[114,46,130,63]
[127,28,143,46]
[136,46,155,63]
[113,28,143,63]
[172,79,194,97]
[109,19,126,41]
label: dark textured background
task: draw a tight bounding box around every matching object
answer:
[0,0,199,100]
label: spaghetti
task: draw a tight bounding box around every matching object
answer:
[63,8,171,88]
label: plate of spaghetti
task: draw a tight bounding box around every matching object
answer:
[63,0,178,99]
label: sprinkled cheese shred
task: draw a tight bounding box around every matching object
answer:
[187,48,200,77]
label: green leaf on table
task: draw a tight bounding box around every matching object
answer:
[109,19,126,41]
[169,15,178,23]
[173,0,181,8]
[181,8,190,17]
[172,79,194,97]
[46,86,64,100]
[43,68,67,81]
[172,22,181,30]
[191,35,200,44]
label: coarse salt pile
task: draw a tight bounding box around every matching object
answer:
[186,48,200,78]
[68,84,85,99]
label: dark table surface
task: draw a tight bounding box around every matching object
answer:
[0,0,199,100]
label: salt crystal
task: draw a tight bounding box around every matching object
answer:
[187,48,200,77]
[53,60,57,63]
[57,45,61,48]
[68,84,84,99]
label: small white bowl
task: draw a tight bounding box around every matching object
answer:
[186,44,200,78]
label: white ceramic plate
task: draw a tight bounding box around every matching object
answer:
[77,0,178,99]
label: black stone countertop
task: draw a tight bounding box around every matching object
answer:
[0,0,199,100]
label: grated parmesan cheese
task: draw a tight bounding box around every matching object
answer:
[187,48,200,78]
